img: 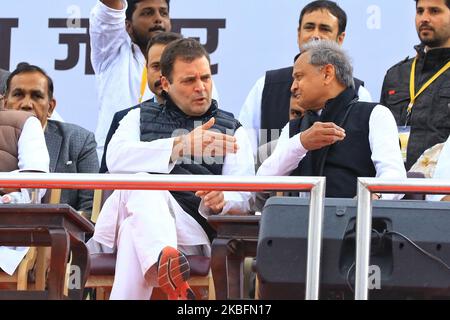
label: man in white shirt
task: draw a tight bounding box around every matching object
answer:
[90,0,171,160]
[257,40,406,202]
[99,31,182,173]
[239,0,373,158]
[94,39,254,300]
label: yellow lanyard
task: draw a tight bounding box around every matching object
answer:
[138,67,148,103]
[408,58,450,114]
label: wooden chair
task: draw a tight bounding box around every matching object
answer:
[27,188,82,293]
[86,252,214,300]
[85,189,215,300]
[31,189,61,291]
[0,188,60,291]
[0,247,37,291]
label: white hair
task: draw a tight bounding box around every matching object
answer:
[301,40,355,88]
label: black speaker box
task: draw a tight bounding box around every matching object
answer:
[256,197,450,299]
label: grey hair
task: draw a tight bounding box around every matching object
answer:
[301,40,355,89]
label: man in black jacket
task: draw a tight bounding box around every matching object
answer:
[99,32,182,173]
[257,40,406,201]
[94,39,254,300]
[380,0,450,170]
[239,0,372,158]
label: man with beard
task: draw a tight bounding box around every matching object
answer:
[90,0,171,160]
[380,0,450,170]
[99,32,182,173]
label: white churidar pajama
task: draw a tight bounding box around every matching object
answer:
[93,108,255,299]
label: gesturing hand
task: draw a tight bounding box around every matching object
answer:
[172,118,238,161]
[300,122,346,151]
[195,190,225,214]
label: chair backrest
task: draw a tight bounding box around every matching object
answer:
[0,188,61,291]
[403,171,426,200]
[91,189,114,223]
[41,189,61,204]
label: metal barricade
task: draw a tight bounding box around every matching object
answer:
[0,172,326,300]
[355,177,450,300]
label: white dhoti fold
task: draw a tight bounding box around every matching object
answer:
[93,189,211,300]
[0,247,30,275]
